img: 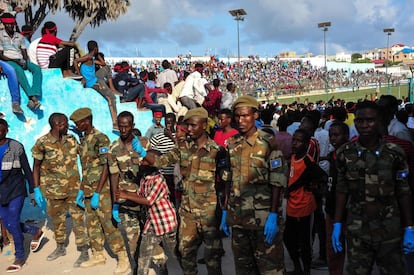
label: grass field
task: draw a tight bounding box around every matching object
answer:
[270,84,412,105]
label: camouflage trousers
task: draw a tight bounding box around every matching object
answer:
[232,227,285,275]
[119,208,141,257]
[346,233,406,275]
[85,187,127,255]
[47,196,88,247]
[179,209,222,275]
[137,226,177,275]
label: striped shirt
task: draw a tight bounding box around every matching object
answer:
[150,132,175,175]
[139,173,177,236]
[36,34,62,68]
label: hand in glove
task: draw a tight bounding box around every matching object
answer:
[264,212,278,244]
[403,227,414,254]
[331,222,343,253]
[131,136,146,158]
[33,187,46,214]
[76,190,85,208]
[112,204,121,223]
[221,210,230,237]
[90,192,100,209]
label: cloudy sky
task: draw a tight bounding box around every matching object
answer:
[28,0,411,58]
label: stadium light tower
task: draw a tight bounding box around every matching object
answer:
[318,21,331,71]
[318,21,331,96]
[229,9,246,70]
[384,28,394,95]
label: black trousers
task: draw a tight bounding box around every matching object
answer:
[49,46,73,71]
[283,214,313,271]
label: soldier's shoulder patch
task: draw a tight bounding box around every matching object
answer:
[270,158,282,169]
[397,170,409,180]
[99,147,109,154]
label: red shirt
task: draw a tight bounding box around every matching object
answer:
[213,128,239,148]
[37,34,62,68]
[287,154,317,217]
[202,88,222,117]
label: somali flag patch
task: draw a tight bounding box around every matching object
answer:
[397,170,409,180]
[99,147,109,154]
[270,158,282,169]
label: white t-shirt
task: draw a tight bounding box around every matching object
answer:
[157,68,178,88]
[28,37,40,65]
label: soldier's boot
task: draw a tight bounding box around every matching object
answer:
[80,249,106,268]
[114,250,131,275]
[73,245,89,267]
[47,243,66,261]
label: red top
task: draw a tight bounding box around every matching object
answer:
[286,154,317,217]
[39,33,62,45]
[202,88,222,117]
[214,128,239,148]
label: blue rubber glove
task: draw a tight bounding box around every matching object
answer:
[90,192,100,209]
[264,212,278,244]
[403,227,414,254]
[131,136,146,158]
[221,210,230,237]
[331,222,343,253]
[112,204,121,223]
[76,190,85,208]
[33,187,46,213]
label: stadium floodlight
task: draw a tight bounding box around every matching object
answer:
[317,22,331,71]
[384,28,395,95]
[229,9,247,71]
[318,21,331,95]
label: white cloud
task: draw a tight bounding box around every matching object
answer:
[23,0,409,57]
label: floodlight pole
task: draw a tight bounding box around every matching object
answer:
[384,28,394,95]
[318,22,331,95]
[229,9,246,92]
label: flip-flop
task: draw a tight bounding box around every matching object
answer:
[6,262,25,273]
[30,231,45,252]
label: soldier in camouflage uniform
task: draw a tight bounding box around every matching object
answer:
[221,96,287,275]
[147,107,224,275]
[108,111,147,266]
[69,108,131,275]
[332,101,414,274]
[31,113,89,267]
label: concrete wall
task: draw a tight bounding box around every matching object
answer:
[1,68,153,165]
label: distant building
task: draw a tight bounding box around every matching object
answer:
[279,51,297,58]
[335,52,352,62]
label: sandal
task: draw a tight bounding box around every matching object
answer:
[30,230,44,252]
[6,259,25,273]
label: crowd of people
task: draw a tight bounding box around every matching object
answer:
[2,82,414,275]
[2,4,414,275]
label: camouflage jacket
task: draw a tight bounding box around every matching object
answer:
[79,127,110,197]
[226,130,287,230]
[108,138,141,210]
[336,139,410,241]
[154,137,220,219]
[31,132,80,199]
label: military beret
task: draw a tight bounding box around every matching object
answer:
[70,107,92,122]
[183,107,208,121]
[232,95,259,110]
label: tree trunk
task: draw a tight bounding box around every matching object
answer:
[69,9,98,42]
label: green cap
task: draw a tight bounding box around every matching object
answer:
[70,107,92,122]
[232,95,259,110]
[183,107,208,121]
